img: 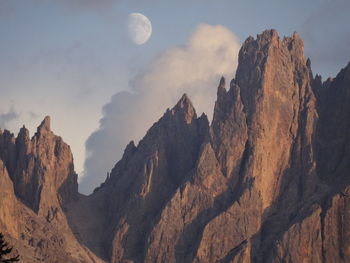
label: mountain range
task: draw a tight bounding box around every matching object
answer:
[0,29,349,263]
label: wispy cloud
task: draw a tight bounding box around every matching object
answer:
[79,24,241,194]
[0,108,20,130]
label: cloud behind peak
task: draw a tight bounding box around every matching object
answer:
[79,24,241,194]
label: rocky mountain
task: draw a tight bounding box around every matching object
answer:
[1,29,350,263]
[0,117,102,262]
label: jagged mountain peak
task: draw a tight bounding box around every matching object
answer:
[219,75,225,87]
[258,28,279,40]
[1,29,350,263]
[17,125,30,141]
[171,93,196,123]
[37,115,51,134]
[216,76,227,97]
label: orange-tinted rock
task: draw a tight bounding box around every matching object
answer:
[0,117,104,263]
[1,30,350,263]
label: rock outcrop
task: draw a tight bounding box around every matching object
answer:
[1,29,350,263]
[0,117,104,262]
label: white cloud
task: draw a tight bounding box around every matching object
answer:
[0,108,20,130]
[79,24,241,194]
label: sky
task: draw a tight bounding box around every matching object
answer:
[0,0,349,194]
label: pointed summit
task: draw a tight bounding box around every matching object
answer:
[174,93,193,110]
[17,125,30,144]
[219,76,225,86]
[292,31,301,40]
[37,116,51,134]
[217,76,227,99]
[171,94,196,124]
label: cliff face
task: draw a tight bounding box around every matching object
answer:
[0,117,103,262]
[0,29,350,263]
[94,29,349,263]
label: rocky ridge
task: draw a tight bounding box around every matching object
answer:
[0,117,103,262]
[0,29,350,263]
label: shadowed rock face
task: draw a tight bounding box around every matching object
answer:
[1,29,350,263]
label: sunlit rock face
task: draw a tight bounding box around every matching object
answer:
[0,117,103,263]
[1,30,350,263]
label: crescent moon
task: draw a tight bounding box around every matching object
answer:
[128,13,152,45]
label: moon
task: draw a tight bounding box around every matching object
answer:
[128,13,152,45]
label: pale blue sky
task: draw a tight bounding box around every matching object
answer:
[0,0,349,185]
